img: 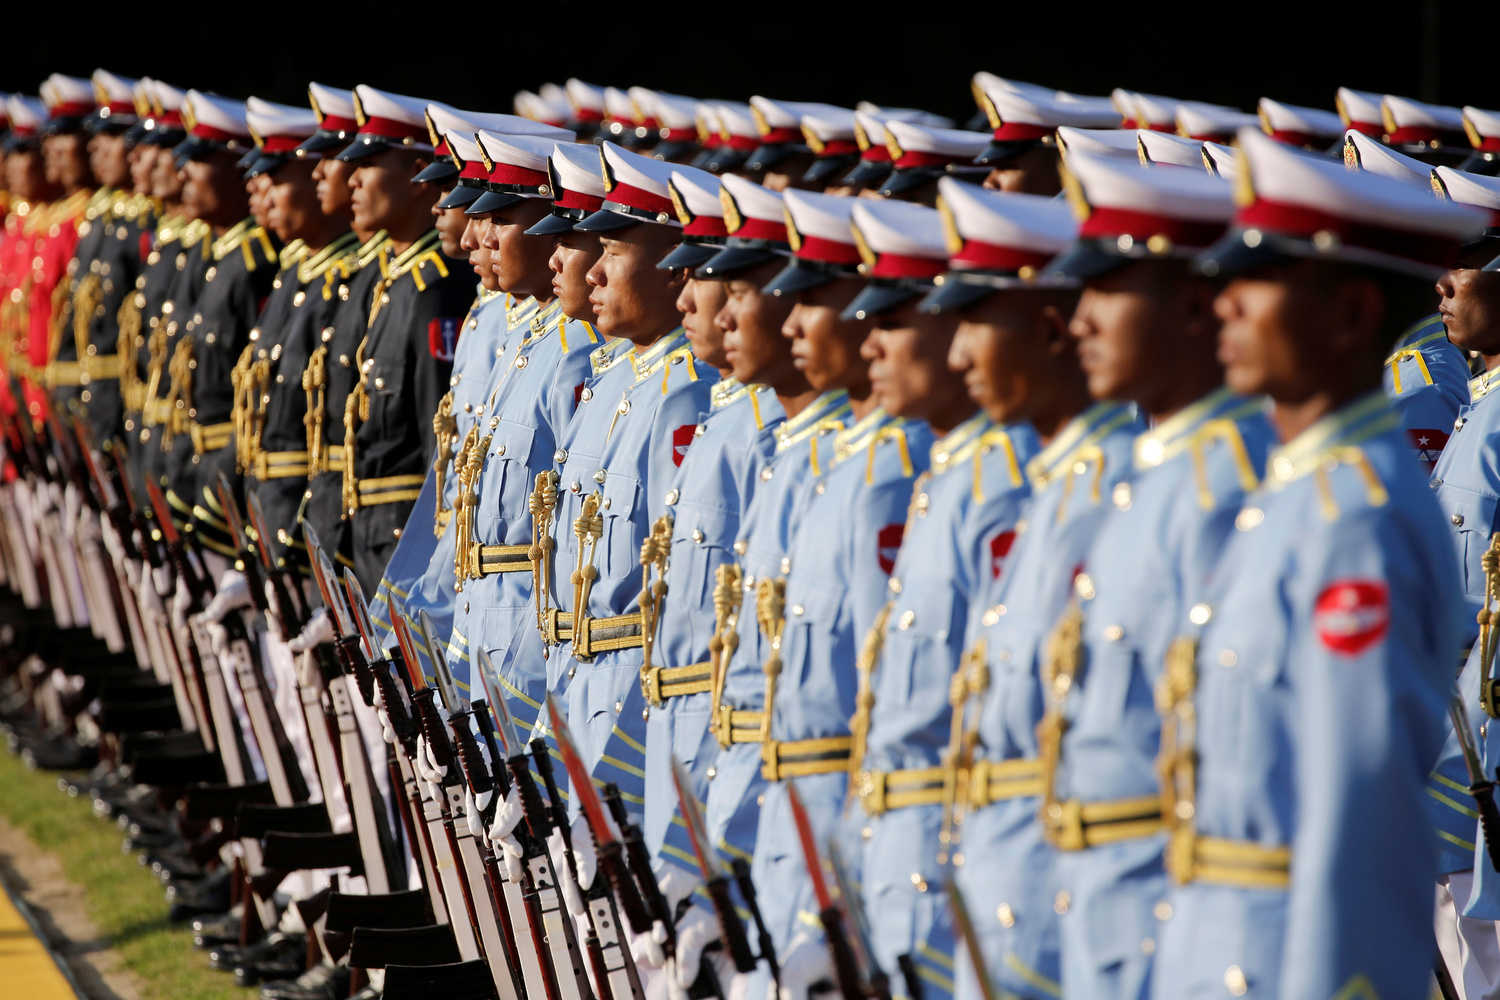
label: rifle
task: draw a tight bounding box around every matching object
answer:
[943,878,995,1000]
[786,780,868,1000]
[668,754,757,976]
[73,423,151,663]
[216,475,311,806]
[827,841,889,1000]
[414,611,525,1000]
[245,490,306,635]
[145,479,248,778]
[1452,694,1500,871]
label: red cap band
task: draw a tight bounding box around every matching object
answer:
[723,134,759,152]
[320,114,358,133]
[952,241,1056,272]
[192,123,242,142]
[758,126,800,144]
[1237,196,1463,268]
[871,252,947,280]
[555,188,605,212]
[991,122,1053,142]
[1345,120,1383,138]
[860,145,893,162]
[358,116,428,143]
[894,150,964,169]
[1387,124,1467,147]
[1268,129,1322,148]
[816,139,859,157]
[606,181,673,217]
[660,127,696,143]
[573,107,604,123]
[49,101,95,118]
[486,163,548,188]
[730,217,787,242]
[260,135,306,153]
[459,160,488,180]
[795,235,861,266]
[683,215,729,238]
[1078,206,1226,248]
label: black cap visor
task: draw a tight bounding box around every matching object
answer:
[840,158,893,186]
[85,110,135,135]
[693,147,751,175]
[747,143,808,173]
[802,153,859,185]
[413,160,459,184]
[694,244,787,279]
[919,277,998,314]
[143,126,186,148]
[41,116,88,137]
[840,280,929,321]
[526,211,587,237]
[173,134,246,169]
[651,139,700,163]
[334,134,403,162]
[657,240,722,270]
[465,189,529,216]
[574,208,645,232]
[974,138,1045,166]
[879,166,944,197]
[297,130,353,155]
[244,152,295,179]
[436,183,484,210]
[763,257,857,297]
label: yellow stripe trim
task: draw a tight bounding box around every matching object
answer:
[1431,771,1473,796]
[1438,828,1477,852]
[1427,787,1479,819]
[1002,952,1062,998]
[611,725,647,756]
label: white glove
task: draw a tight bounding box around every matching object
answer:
[668,904,722,996]
[377,705,397,745]
[201,618,229,657]
[172,576,193,623]
[570,812,599,891]
[551,827,588,917]
[263,581,287,639]
[466,788,487,840]
[489,784,527,882]
[777,933,835,1000]
[288,606,334,651]
[416,734,448,786]
[199,568,252,624]
[138,564,165,619]
[152,563,173,598]
[629,919,669,969]
[657,863,702,917]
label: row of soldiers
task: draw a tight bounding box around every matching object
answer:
[4,66,1500,1000]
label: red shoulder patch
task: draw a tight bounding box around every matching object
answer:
[1406,428,1450,471]
[989,529,1017,581]
[1314,580,1389,655]
[428,317,460,361]
[671,424,697,467]
[877,523,905,575]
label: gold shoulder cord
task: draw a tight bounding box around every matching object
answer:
[452,423,489,588]
[302,343,328,474]
[529,471,562,644]
[937,640,989,865]
[69,270,102,369]
[117,290,143,413]
[161,336,194,450]
[1037,600,1084,846]
[638,514,675,702]
[569,492,605,659]
[432,392,458,535]
[847,601,892,808]
[142,322,169,427]
[755,576,787,745]
[1055,445,1105,524]
[1479,534,1500,718]
[1158,635,1200,881]
[341,336,369,518]
[707,562,744,732]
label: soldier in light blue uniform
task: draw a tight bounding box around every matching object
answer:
[541,142,718,816]
[440,136,603,724]
[1421,166,1500,993]
[1152,126,1474,1000]
[641,167,785,882]
[367,125,538,667]
[1020,162,1269,1000]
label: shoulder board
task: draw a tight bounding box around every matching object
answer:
[864,424,915,486]
[557,318,598,354]
[279,238,308,270]
[972,428,1025,501]
[590,337,631,375]
[179,218,212,249]
[209,218,255,260]
[1304,445,1390,521]
[656,346,701,393]
[712,377,745,409]
[1183,418,1262,510]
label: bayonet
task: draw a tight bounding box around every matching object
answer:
[669,755,758,974]
[944,878,995,1000]
[1452,694,1500,871]
[828,841,888,1000]
[786,781,866,1000]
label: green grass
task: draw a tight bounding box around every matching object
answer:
[0,750,245,1000]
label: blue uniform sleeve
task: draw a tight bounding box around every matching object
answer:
[1279,506,1455,1000]
[849,478,916,640]
[645,373,716,528]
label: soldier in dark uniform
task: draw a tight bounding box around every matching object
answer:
[158,90,279,561]
[321,84,470,592]
[237,104,358,573]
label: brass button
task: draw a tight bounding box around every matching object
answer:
[692,529,704,543]
[1453,513,1465,526]
[996,904,1015,928]
[594,469,607,483]
[293,291,306,307]
[665,489,680,505]
[580,387,593,402]
[554,449,568,463]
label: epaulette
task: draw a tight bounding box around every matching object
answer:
[354,230,391,270]
[1472,367,1498,403]
[209,218,254,261]
[279,238,308,270]
[556,317,598,355]
[590,337,631,375]
[387,230,446,289]
[832,405,883,463]
[628,330,682,383]
[972,427,1025,502]
[299,232,360,285]
[1181,418,1261,510]
[1263,393,1397,520]
[779,391,852,453]
[930,411,990,475]
[155,212,189,248]
[1133,391,1262,471]
[864,423,915,485]
[1026,402,1136,489]
[656,346,701,394]
[178,218,212,250]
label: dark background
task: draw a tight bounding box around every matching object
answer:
[6,1,1498,127]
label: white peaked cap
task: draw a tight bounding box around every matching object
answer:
[539,83,569,106]
[982,86,1119,132]
[514,89,571,124]
[43,74,93,111]
[247,97,310,118]
[715,102,759,139]
[884,120,990,160]
[801,107,858,143]
[1344,129,1429,185]
[1201,141,1242,182]
[640,91,698,132]
[669,168,724,219]
[595,141,681,225]
[1057,127,1141,160]
[1055,92,1119,116]
[186,90,250,137]
[1228,126,1484,273]
[751,97,850,132]
[1175,101,1258,139]
[354,85,428,130]
[1258,98,1345,143]
[1117,91,1181,128]
[1336,87,1384,126]
[972,72,1054,100]
[7,95,45,129]
[938,177,1076,262]
[695,103,722,136]
[1137,130,1206,169]
[92,69,136,106]
[476,130,557,174]
[720,173,785,227]
[856,103,953,128]
[1466,106,1500,147]
[553,141,609,199]
[1384,94,1464,133]
[309,83,355,122]
[1432,166,1500,220]
[783,188,857,245]
[566,79,605,116]
[247,106,318,138]
[446,131,483,166]
[604,86,636,121]
[151,79,186,114]
[429,103,573,143]
[851,199,948,260]
[1066,150,1233,223]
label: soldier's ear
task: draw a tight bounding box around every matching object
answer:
[1040,302,1071,353]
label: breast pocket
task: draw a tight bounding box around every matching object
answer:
[787,580,846,699]
[364,357,406,434]
[882,584,961,717]
[486,419,537,522]
[1436,483,1498,602]
[600,473,640,581]
[670,503,738,610]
